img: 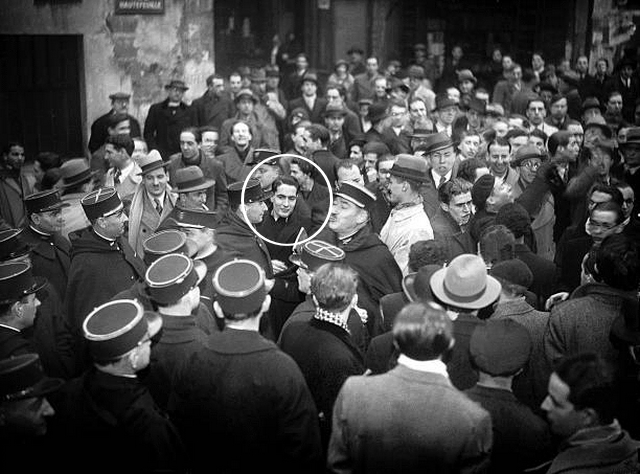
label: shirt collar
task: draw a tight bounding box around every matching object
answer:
[397,354,449,378]
[314,307,350,333]
[146,190,166,206]
[431,169,452,184]
[118,161,135,181]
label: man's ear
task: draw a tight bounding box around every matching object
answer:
[212,301,225,320]
[440,202,449,213]
[260,294,272,314]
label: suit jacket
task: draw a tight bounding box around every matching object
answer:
[380,127,411,155]
[168,329,324,474]
[215,210,274,278]
[88,111,141,153]
[0,167,34,228]
[143,98,195,160]
[604,74,640,123]
[20,225,71,300]
[328,364,492,474]
[216,146,256,184]
[430,208,475,262]
[288,96,328,124]
[167,150,229,213]
[299,181,331,233]
[192,91,234,130]
[127,185,177,258]
[309,149,339,188]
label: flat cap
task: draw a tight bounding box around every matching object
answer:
[213,259,267,315]
[289,240,345,271]
[145,253,206,305]
[0,354,63,401]
[0,261,47,304]
[81,187,123,221]
[470,319,532,376]
[24,189,69,215]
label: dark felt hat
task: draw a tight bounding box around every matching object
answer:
[581,97,604,114]
[289,240,345,271]
[324,102,348,117]
[408,128,434,139]
[145,253,206,305]
[470,319,532,376]
[235,89,258,103]
[0,262,47,304]
[362,141,390,155]
[227,179,272,207]
[471,174,496,208]
[59,158,97,188]
[213,259,267,315]
[137,150,170,175]
[290,107,310,121]
[367,101,388,123]
[0,354,63,402]
[175,166,215,193]
[421,132,454,155]
[301,72,319,85]
[584,115,613,139]
[81,187,123,222]
[457,69,477,84]
[512,144,545,167]
[435,93,458,110]
[248,149,281,166]
[0,229,31,262]
[165,79,189,91]
[83,299,162,361]
[334,181,376,209]
[389,154,429,183]
[142,229,198,265]
[490,259,534,290]
[467,97,487,114]
[24,189,69,215]
[250,68,267,82]
[109,92,131,100]
[620,127,640,147]
[402,264,441,302]
[429,254,501,310]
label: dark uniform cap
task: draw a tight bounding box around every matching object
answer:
[0,354,63,401]
[389,154,429,183]
[145,253,206,305]
[248,149,281,167]
[402,264,441,302]
[584,115,613,139]
[469,319,532,376]
[490,258,534,290]
[136,150,170,175]
[83,299,162,361]
[24,189,70,214]
[227,179,272,207]
[59,158,97,188]
[142,229,198,265]
[168,206,219,230]
[334,181,376,209]
[109,92,131,100]
[175,166,215,193]
[81,187,123,222]
[467,97,487,114]
[0,262,47,304]
[213,259,267,315]
[289,240,345,271]
[0,229,31,262]
[165,79,188,91]
[421,132,454,155]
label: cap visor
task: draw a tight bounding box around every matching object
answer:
[288,253,308,269]
[334,191,365,208]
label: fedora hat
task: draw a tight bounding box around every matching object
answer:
[367,101,388,123]
[584,115,613,139]
[0,354,63,402]
[59,158,97,188]
[301,72,319,85]
[0,261,47,304]
[620,127,640,147]
[175,166,215,193]
[581,97,604,114]
[235,88,258,104]
[137,149,169,175]
[165,79,188,91]
[83,299,162,361]
[421,132,454,155]
[402,264,441,302]
[435,93,458,111]
[511,145,545,167]
[166,206,219,230]
[24,189,69,215]
[429,254,501,310]
[389,154,429,183]
[323,102,348,117]
[457,69,477,84]
[250,68,267,82]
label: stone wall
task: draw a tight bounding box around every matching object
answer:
[0,0,215,147]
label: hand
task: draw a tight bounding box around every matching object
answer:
[271,259,287,274]
[545,292,569,311]
[264,278,275,293]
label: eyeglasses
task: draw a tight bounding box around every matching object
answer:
[521,160,541,171]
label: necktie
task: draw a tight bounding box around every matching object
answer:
[438,175,446,188]
[113,168,121,183]
[154,198,163,215]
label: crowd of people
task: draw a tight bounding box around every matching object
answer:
[1,41,640,473]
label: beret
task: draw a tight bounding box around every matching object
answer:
[470,319,532,376]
